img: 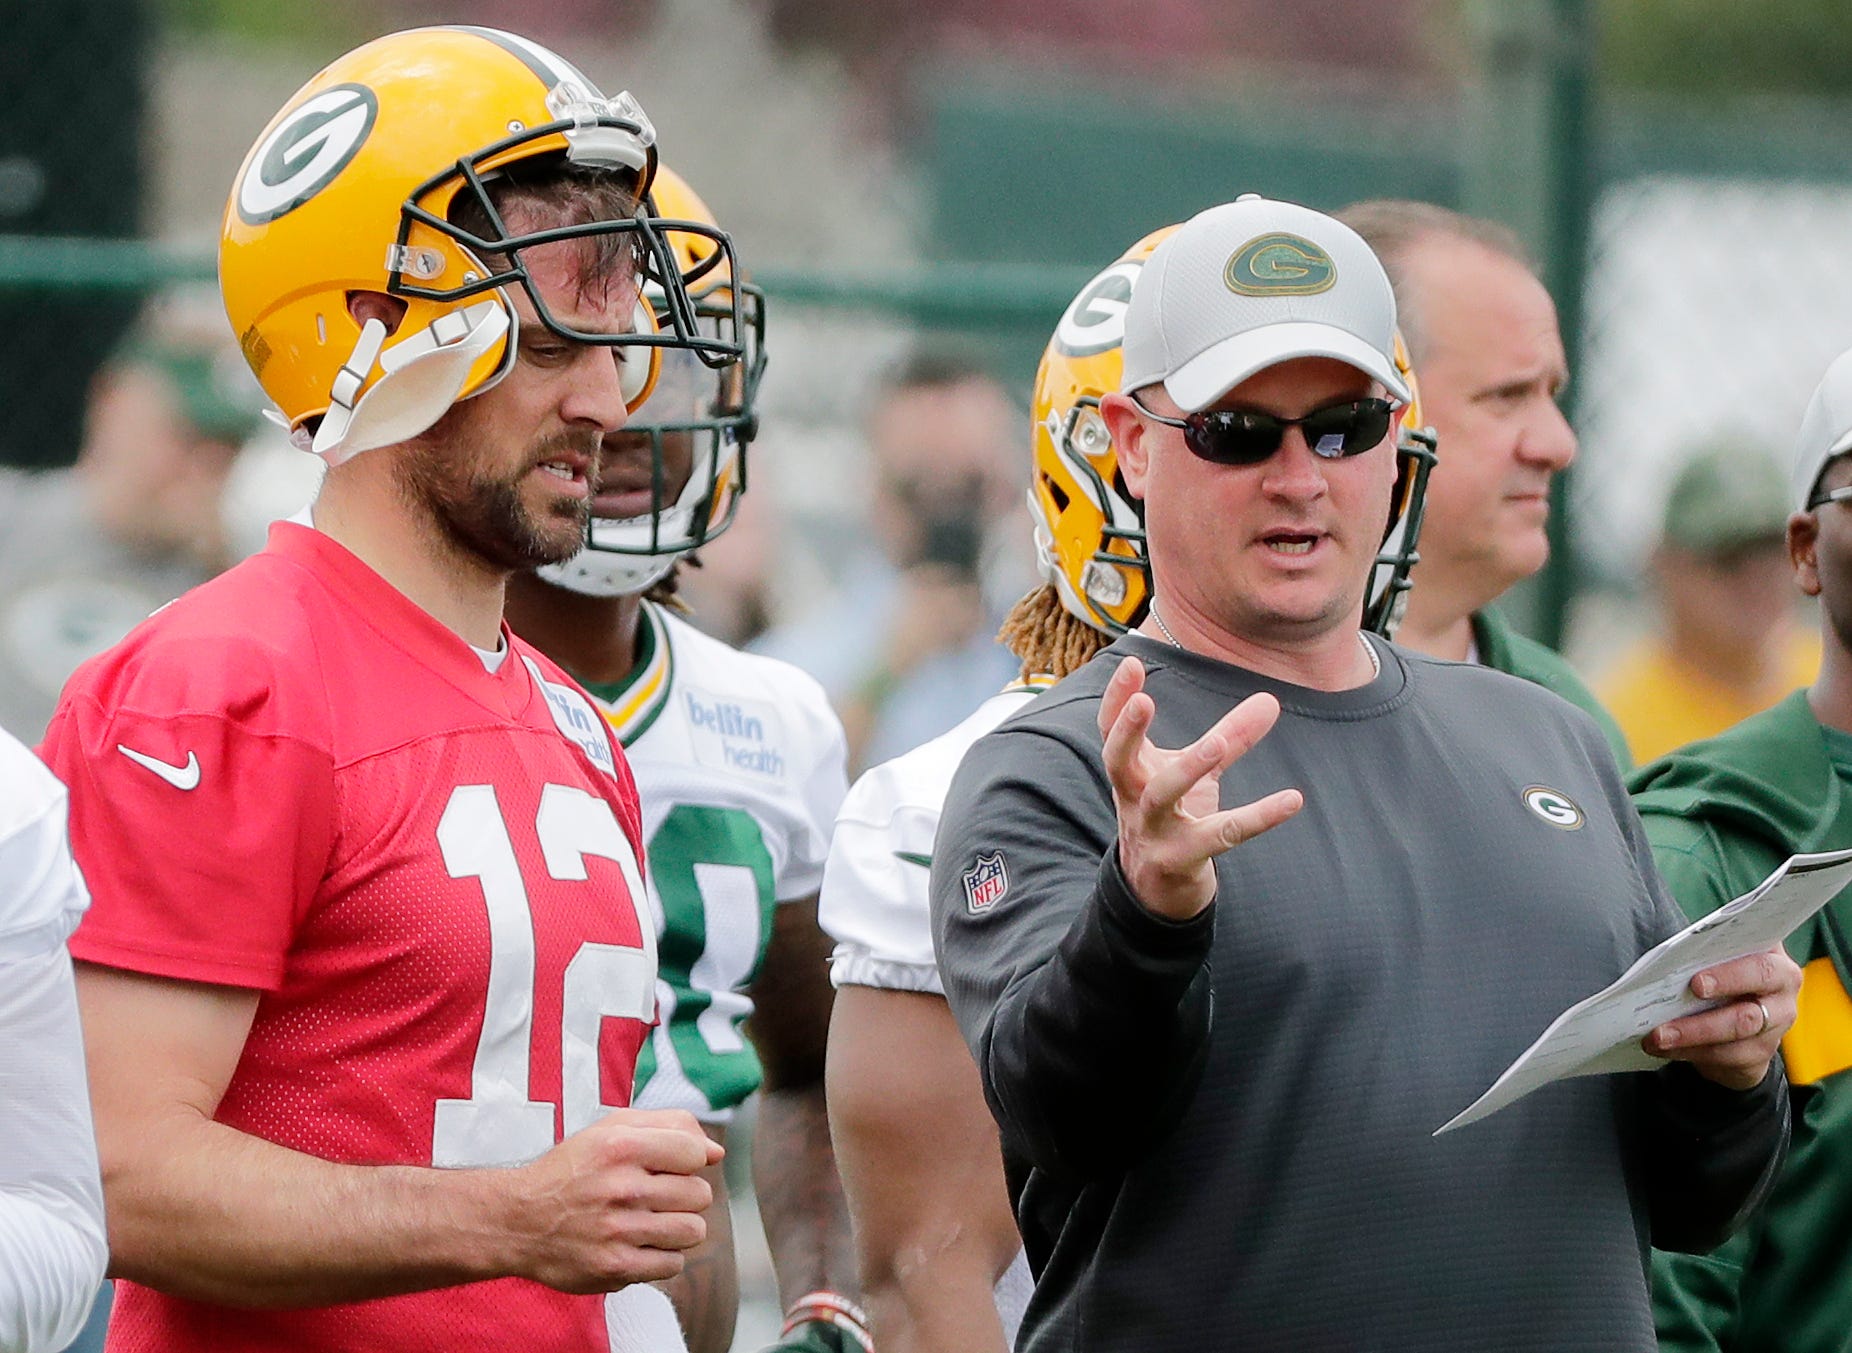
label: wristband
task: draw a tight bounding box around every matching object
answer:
[781,1290,873,1346]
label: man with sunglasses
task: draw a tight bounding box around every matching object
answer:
[928,196,1798,1352]
[1638,347,1852,1353]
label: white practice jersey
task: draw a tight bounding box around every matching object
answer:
[587,602,847,1123]
[820,679,1050,994]
[0,729,107,1353]
[818,680,1047,1346]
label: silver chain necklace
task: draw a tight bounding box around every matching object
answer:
[1147,605,1381,679]
[1149,603,1185,649]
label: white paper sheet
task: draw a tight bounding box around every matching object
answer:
[1435,847,1852,1135]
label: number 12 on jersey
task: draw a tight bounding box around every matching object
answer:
[432,782,657,1169]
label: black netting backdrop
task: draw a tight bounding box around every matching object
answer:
[0,0,145,469]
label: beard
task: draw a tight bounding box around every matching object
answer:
[396,427,601,571]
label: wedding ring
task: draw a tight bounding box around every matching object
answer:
[1754,1000,1771,1037]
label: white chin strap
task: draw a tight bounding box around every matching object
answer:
[309,300,512,466]
[1029,485,1133,633]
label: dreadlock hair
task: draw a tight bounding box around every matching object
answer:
[998,583,1112,682]
[643,557,694,616]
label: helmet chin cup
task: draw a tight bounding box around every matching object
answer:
[311,298,512,465]
[536,547,675,598]
[535,444,718,599]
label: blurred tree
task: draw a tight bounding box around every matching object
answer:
[1600,0,1852,98]
[157,0,369,44]
[763,0,1434,142]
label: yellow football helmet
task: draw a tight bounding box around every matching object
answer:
[219,26,745,466]
[537,165,766,597]
[1364,330,1438,638]
[1029,226,1178,634]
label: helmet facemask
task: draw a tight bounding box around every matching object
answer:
[396,131,749,376]
[1363,422,1437,639]
[535,266,766,599]
[1362,330,1438,640]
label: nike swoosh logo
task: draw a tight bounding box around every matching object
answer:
[894,850,932,870]
[117,745,201,791]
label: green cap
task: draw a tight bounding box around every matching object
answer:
[107,285,266,447]
[115,341,265,446]
[1661,443,1791,554]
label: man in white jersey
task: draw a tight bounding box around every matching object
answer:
[819,225,1438,1348]
[504,167,862,1353]
[0,730,107,1352]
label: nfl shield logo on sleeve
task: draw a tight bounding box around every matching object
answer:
[962,852,1009,914]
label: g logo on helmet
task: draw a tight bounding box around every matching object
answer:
[1053,260,1142,357]
[1522,785,1585,830]
[1224,233,1336,297]
[237,84,379,225]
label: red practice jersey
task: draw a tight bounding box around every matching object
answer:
[42,523,658,1352]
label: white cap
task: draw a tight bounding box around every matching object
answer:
[1794,346,1852,511]
[1120,195,1410,412]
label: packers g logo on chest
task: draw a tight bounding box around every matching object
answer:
[1224,233,1337,296]
[1522,785,1586,830]
[236,83,378,225]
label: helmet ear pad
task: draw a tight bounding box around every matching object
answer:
[310,297,514,464]
[620,293,662,412]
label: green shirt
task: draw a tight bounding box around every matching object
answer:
[1822,723,1852,781]
[1631,691,1852,1353]
[1472,606,1632,769]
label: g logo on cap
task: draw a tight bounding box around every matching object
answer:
[1224,233,1336,297]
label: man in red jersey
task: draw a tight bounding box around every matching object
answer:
[37,27,744,1353]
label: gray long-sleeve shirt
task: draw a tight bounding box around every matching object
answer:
[931,633,1787,1353]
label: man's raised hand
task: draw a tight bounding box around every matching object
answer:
[1097,655,1303,921]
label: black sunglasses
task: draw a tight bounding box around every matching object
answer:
[1130,394,1397,466]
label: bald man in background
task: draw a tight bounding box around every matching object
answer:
[1341,200,1629,765]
